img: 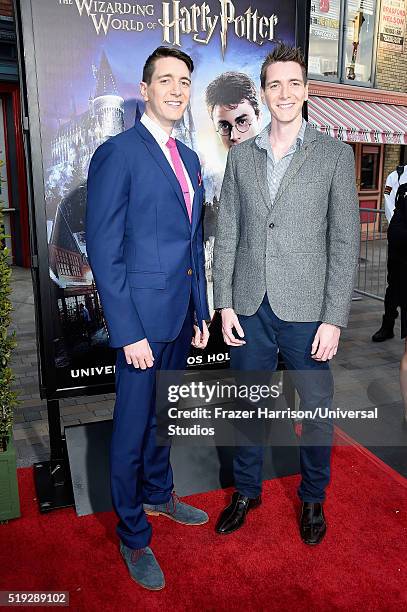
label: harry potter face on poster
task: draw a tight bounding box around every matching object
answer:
[205,72,261,150]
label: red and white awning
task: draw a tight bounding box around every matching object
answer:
[308,96,407,144]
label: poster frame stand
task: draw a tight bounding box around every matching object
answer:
[14,0,75,510]
[33,400,74,513]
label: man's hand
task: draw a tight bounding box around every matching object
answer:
[311,323,341,361]
[221,308,246,346]
[123,338,154,370]
[192,321,209,349]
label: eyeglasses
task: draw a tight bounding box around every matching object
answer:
[216,117,253,136]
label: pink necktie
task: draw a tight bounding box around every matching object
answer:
[166,137,192,222]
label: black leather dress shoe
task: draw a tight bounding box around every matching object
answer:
[215,491,261,535]
[372,316,395,342]
[300,502,326,545]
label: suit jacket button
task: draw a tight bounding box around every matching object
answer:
[269,222,275,229]
[187,268,193,276]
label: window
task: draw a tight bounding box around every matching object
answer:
[308,0,379,85]
[309,0,342,78]
[344,1,377,82]
[360,144,380,190]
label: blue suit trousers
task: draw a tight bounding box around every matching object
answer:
[110,304,193,549]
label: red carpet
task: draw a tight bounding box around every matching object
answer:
[1,440,406,611]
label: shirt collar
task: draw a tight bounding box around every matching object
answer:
[140,112,174,146]
[256,118,307,153]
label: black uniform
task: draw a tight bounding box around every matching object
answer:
[387,182,407,338]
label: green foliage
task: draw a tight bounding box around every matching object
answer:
[0,205,18,445]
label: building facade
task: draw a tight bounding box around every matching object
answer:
[307,0,407,217]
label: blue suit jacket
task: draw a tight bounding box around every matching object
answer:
[86,118,209,349]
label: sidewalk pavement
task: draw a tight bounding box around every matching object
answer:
[10,265,406,468]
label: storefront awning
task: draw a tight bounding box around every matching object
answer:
[308,96,407,145]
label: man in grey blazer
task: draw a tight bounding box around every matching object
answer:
[213,43,360,545]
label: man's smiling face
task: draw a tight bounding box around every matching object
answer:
[261,61,308,125]
[140,56,191,129]
[212,99,260,150]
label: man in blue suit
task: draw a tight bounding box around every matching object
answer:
[86,47,210,591]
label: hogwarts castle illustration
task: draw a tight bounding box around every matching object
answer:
[47,51,125,366]
[51,51,125,168]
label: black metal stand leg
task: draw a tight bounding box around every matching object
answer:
[33,399,75,512]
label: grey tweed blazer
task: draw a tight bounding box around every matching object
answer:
[213,124,360,327]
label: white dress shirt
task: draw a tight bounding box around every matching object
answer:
[384,165,407,222]
[140,112,194,205]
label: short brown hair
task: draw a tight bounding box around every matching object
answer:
[260,43,307,89]
[205,72,260,118]
[142,46,194,84]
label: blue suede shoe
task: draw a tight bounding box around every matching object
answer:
[119,541,165,590]
[144,492,209,525]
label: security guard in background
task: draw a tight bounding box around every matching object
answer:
[372,164,407,342]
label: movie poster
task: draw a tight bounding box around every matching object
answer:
[19,0,299,396]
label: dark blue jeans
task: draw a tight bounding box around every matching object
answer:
[230,294,334,503]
